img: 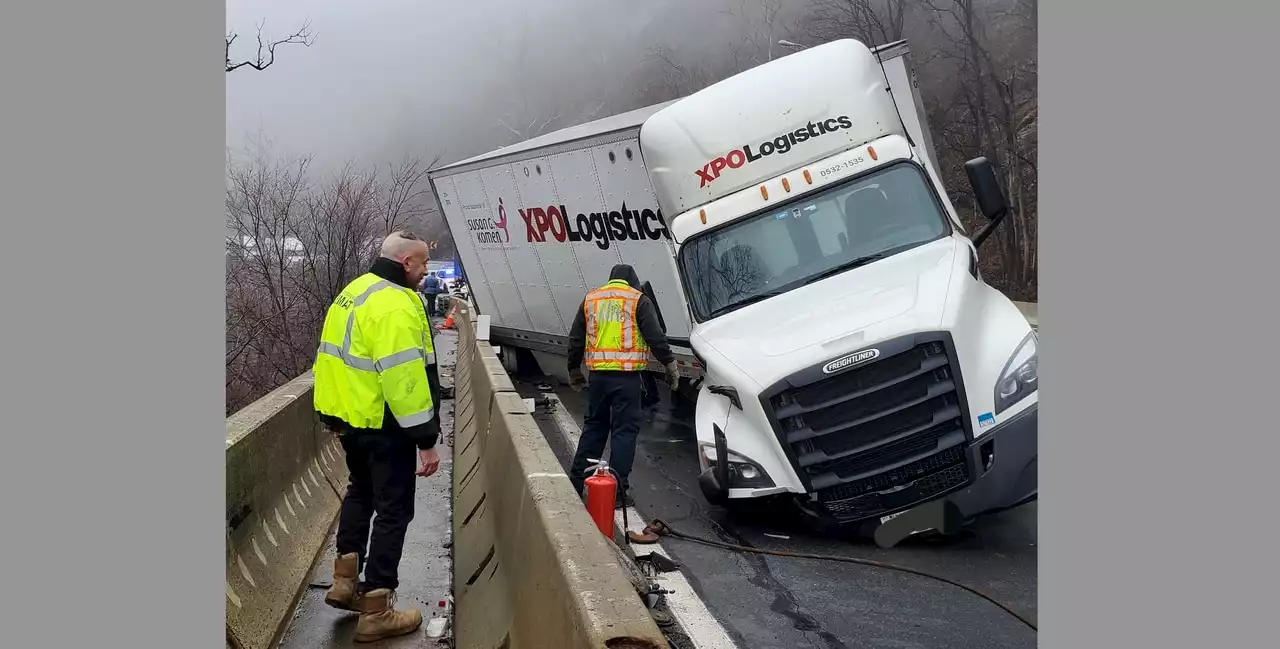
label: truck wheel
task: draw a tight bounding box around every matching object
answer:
[498,346,519,374]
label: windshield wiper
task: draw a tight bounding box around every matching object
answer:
[803,253,888,286]
[708,290,785,318]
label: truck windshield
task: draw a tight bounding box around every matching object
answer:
[679,162,950,320]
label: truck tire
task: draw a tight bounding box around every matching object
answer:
[498,345,519,374]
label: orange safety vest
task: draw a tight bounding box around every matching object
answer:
[583,279,651,371]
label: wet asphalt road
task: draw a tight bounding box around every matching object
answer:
[519,380,1037,649]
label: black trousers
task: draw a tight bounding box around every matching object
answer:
[568,371,642,495]
[423,293,437,315]
[334,430,417,592]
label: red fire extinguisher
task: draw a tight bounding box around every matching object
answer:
[583,458,617,538]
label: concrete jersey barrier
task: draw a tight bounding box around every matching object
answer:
[225,373,349,649]
[451,302,667,649]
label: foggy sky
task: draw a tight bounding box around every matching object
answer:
[226,0,789,173]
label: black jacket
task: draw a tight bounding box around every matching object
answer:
[567,264,675,372]
[317,257,442,450]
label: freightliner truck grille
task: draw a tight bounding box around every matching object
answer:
[764,335,975,523]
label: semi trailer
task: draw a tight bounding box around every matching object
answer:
[428,38,1037,531]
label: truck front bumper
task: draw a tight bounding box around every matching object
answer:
[948,403,1038,520]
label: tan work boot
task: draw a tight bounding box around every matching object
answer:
[354,588,423,643]
[324,552,361,612]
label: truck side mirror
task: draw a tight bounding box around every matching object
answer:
[963,157,1011,248]
[964,157,1009,221]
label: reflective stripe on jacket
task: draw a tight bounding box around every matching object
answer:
[583,279,650,371]
[313,272,436,430]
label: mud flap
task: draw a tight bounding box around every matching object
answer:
[698,423,731,505]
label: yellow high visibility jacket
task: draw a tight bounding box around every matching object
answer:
[583,279,651,371]
[313,272,436,431]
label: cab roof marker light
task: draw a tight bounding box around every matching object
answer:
[868,146,878,161]
[699,209,707,224]
[803,169,813,184]
[760,185,769,200]
[781,178,791,192]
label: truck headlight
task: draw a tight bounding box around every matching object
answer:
[994,331,1037,415]
[698,443,775,489]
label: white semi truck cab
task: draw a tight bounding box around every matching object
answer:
[638,39,1037,529]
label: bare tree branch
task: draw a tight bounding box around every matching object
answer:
[226,19,315,73]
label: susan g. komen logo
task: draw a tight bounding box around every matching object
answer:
[465,198,511,247]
